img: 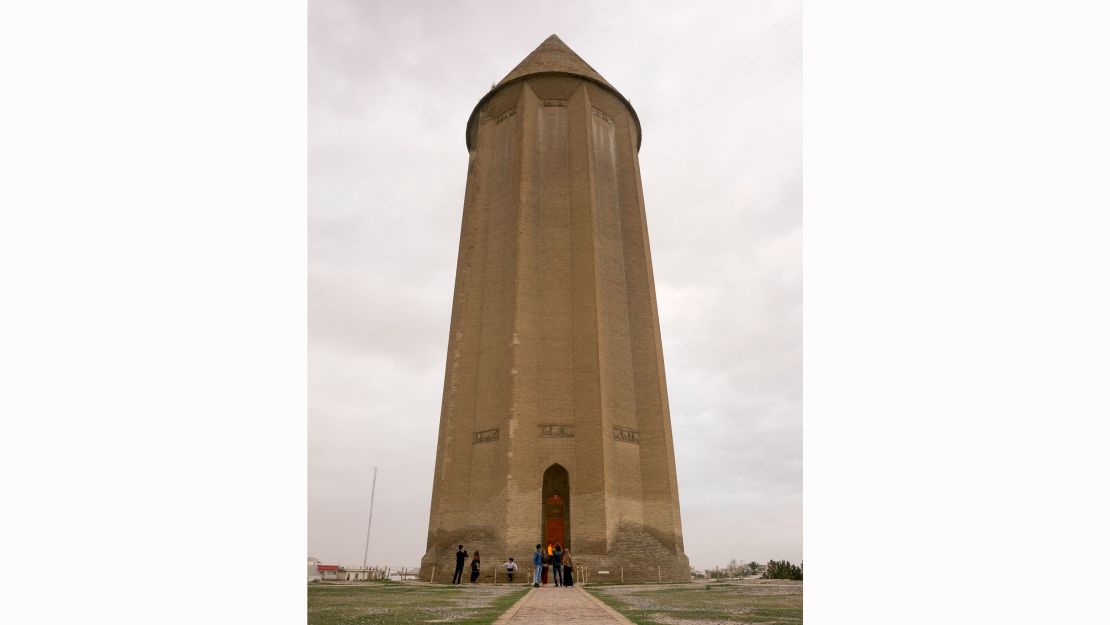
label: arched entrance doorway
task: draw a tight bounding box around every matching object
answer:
[542,464,570,552]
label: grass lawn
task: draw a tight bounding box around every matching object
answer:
[307,581,529,625]
[587,580,803,625]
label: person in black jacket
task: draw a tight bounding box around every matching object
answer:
[452,545,468,584]
[552,544,563,586]
[469,551,481,583]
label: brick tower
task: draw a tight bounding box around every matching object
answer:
[420,35,689,583]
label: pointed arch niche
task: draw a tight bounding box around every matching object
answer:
[541,464,570,552]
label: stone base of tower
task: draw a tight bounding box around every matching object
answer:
[575,553,691,583]
[575,524,691,583]
[419,526,505,584]
[419,541,534,584]
[418,524,690,583]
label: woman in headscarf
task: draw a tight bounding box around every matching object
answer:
[561,547,574,587]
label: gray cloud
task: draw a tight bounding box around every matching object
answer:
[310,0,800,570]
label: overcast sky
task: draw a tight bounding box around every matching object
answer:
[308,0,800,571]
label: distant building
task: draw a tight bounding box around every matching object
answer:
[345,567,374,581]
[315,563,340,580]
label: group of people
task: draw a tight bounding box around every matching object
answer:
[449,542,574,587]
[531,542,573,588]
[451,545,481,584]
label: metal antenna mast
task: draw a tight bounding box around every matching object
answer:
[362,466,378,569]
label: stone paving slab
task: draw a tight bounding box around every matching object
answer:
[492,585,635,624]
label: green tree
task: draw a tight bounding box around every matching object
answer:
[762,560,803,581]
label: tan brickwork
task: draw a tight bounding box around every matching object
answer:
[421,35,689,583]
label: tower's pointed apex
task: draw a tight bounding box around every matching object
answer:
[496,34,614,90]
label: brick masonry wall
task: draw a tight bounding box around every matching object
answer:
[421,64,689,582]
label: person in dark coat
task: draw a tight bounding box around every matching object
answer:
[541,550,549,585]
[452,545,468,584]
[552,544,563,586]
[562,548,574,587]
[469,551,481,583]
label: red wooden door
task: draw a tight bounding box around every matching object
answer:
[545,493,565,546]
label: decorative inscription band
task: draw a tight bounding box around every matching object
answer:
[539,424,575,438]
[473,428,500,444]
[592,107,613,124]
[613,427,640,444]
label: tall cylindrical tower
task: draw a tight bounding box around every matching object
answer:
[420,35,689,582]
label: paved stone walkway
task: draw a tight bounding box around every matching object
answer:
[492,585,635,624]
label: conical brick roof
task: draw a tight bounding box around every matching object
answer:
[496,34,614,90]
[466,34,641,151]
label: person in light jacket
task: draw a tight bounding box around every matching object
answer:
[531,544,543,587]
[502,557,518,583]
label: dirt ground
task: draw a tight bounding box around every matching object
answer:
[587,579,803,625]
[307,581,528,625]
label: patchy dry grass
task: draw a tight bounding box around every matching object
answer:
[586,580,802,625]
[307,581,529,625]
